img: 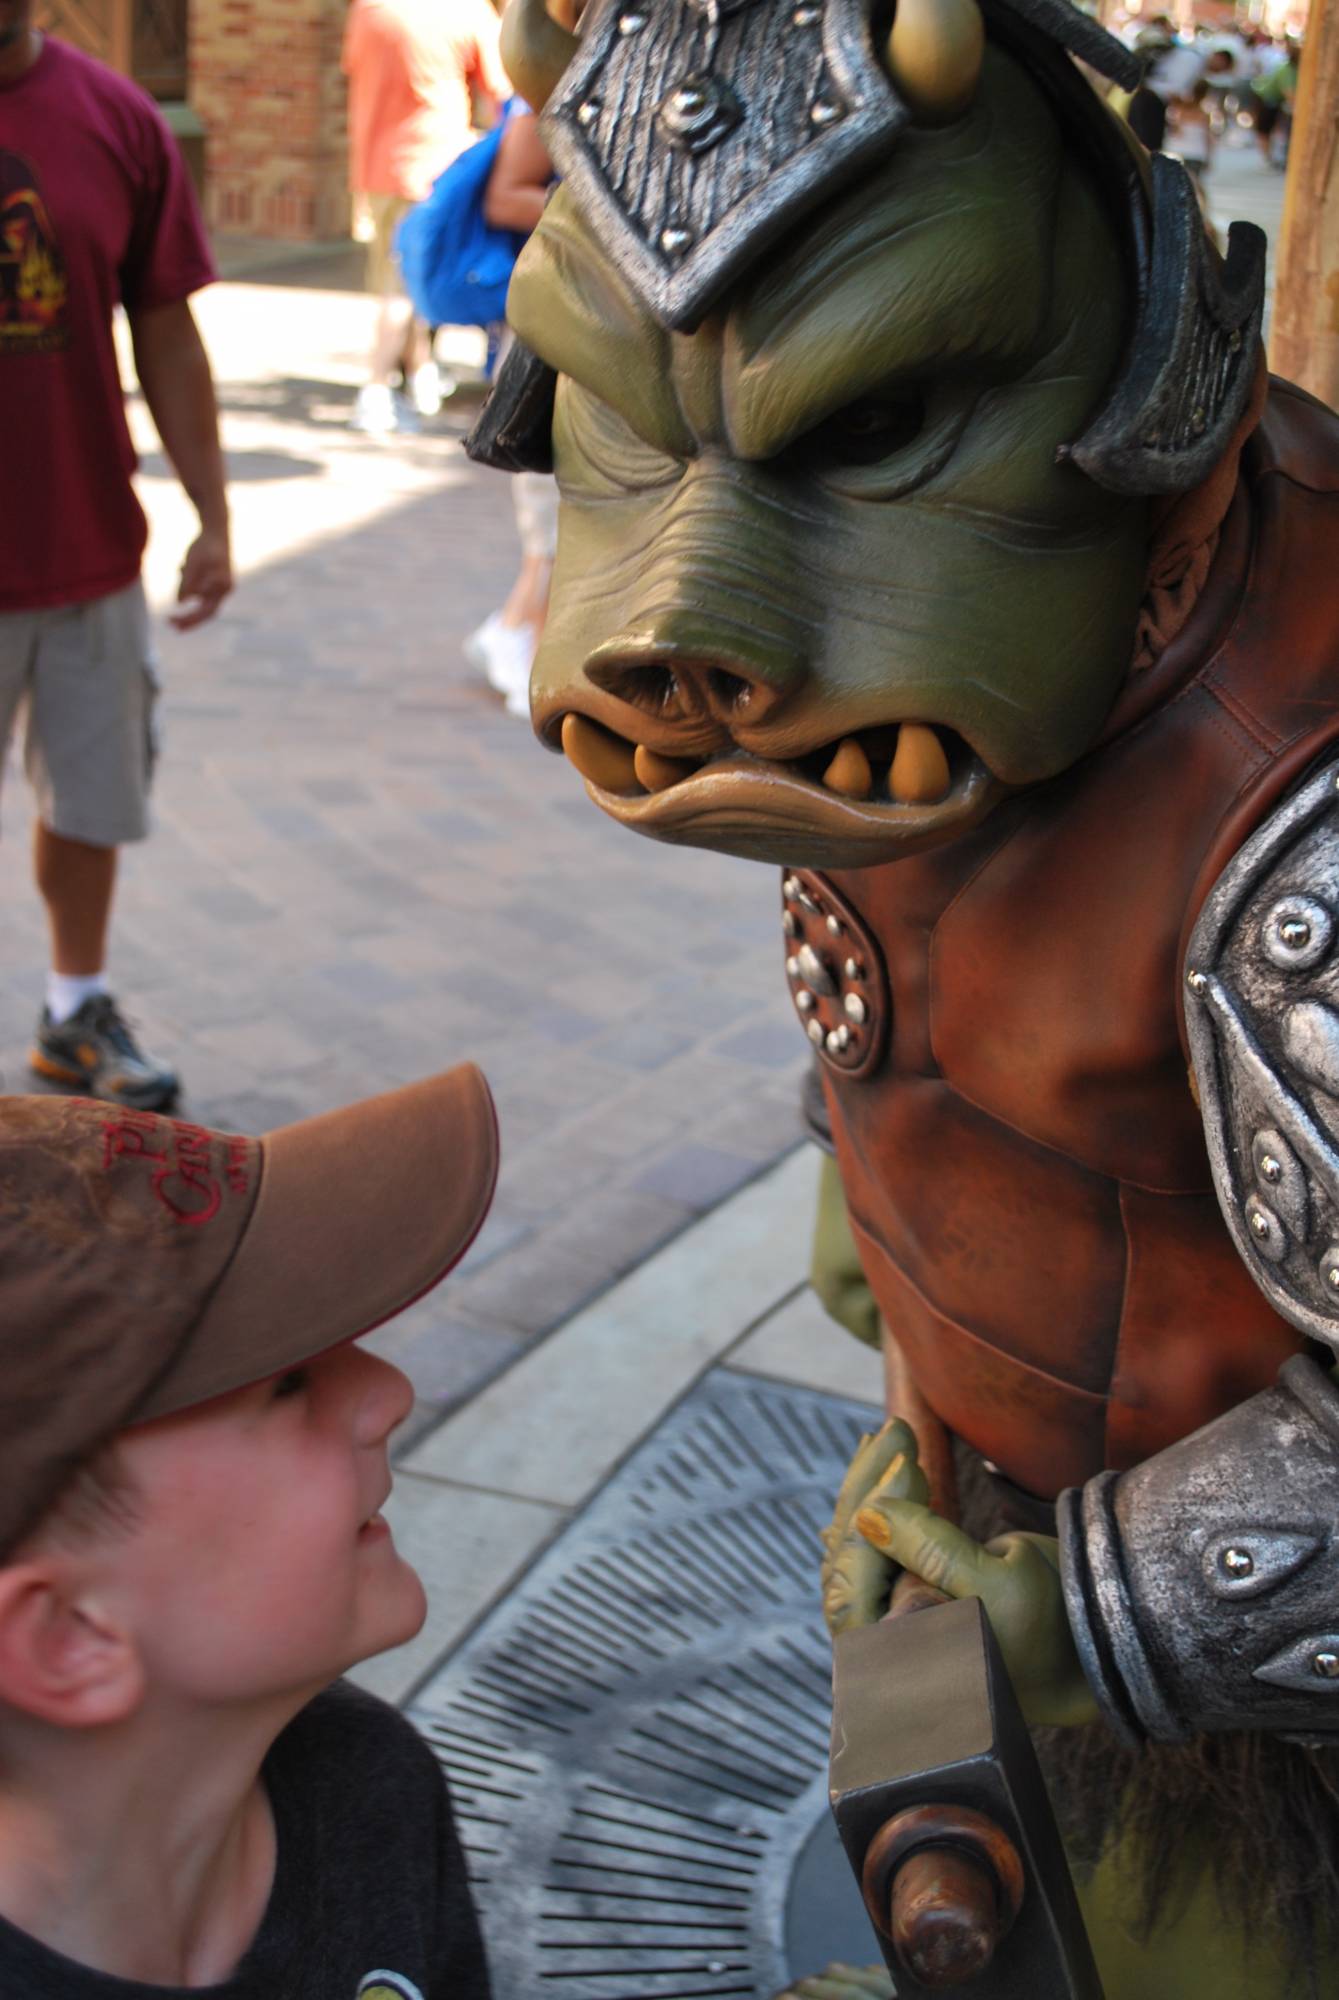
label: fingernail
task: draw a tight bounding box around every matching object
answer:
[855,1506,890,1548]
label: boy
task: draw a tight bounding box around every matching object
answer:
[0,1065,498,1996]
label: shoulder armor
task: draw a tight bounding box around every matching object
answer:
[1186,756,1339,1353]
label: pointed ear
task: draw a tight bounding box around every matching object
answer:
[0,1562,144,1729]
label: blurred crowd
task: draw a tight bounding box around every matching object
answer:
[1108,13,1304,177]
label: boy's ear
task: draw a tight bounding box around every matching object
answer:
[0,1562,144,1728]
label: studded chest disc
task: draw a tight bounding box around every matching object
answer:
[781,869,888,1080]
[1186,758,1339,1355]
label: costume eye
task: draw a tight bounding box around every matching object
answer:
[272,1367,309,1400]
[800,389,927,468]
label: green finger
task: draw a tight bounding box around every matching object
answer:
[822,1447,931,1634]
[853,1497,993,1598]
[828,1419,920,1548]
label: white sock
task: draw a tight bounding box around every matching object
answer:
[46,971,109,1025]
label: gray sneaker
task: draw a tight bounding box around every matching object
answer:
[31,994,180,1111]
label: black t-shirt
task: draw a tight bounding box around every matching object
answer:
[0,1681,491,1999]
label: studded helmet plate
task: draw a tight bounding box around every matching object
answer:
[542,0,908,332]
[1186,758,1339,1354]
[782,869,888,1079]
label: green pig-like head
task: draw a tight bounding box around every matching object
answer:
[506,41,1152,868]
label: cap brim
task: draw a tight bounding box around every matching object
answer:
[134,1065,497,1421]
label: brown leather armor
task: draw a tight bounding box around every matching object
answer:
[811,381,1339,1498]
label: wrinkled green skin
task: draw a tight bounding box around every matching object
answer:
[508,44,1286,1999]
[511,51,1150,870]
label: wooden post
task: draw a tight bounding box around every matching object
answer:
[1271,3,1339,408]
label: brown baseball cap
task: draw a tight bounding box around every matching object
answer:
[0,1066,497,1556]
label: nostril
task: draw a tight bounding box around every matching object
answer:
[586,660,684,718]
[707,668,751,711]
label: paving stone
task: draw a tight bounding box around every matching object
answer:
[590,1018,698,1072]
[365,1307,527,1410]
[714,1017,811,1068]
[634,1140,761,1211]
[450,1230,609,1338]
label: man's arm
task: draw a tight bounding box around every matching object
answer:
[128,299,232,630]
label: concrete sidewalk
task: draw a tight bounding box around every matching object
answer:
[354,1143,885,1706]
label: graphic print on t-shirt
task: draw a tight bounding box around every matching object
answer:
[356,1974,426,2000]
[0,151,69,350]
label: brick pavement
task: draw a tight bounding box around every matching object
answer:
[0,271,810,1444]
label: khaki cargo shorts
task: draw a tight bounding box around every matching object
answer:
[366,191,412,298]
[0,578,160,846]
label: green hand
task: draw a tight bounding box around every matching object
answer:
[852,1496,1098,1728]
[820,1419,930,1636]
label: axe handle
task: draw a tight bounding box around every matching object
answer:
[882,1317,959,1520]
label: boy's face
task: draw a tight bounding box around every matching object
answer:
[103,1344,425,1706]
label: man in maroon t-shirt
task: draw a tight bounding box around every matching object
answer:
[0,0,230,1109]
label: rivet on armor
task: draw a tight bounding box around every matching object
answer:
[660,225,694,255]
[826,914,843,937]
[795,990,815,1014]
[577,99,601,127]
[807,1018,825,1046]
[825,1028,846,1055]
[844,956,864,981]
[671,82,707,114]
[618,9,646,29]
[782,911,799,938]
[797,886,820,913]
[1259,1154,1282,1184]
[1320,1247,1339,1292]
[1186,968,1207,993]
[1265,895,1334,970]
[810,100,840,126]
[793,2,820,20]
[1244,1195,1287,1262]
[846,993,868,1024]
[1313,1651,1339,1679]
[1190,406,1207,435]
[785,955,800,979]
[1221,1547,1254,1578]
[783,875,800,899]
[797,943,837,995]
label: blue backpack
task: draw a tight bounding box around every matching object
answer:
[395,112,527,328]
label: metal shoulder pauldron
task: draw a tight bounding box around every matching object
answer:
[1186,756,1339,1353]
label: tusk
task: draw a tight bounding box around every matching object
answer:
[889,722,951,803]
[500,0,581,113]
[562,713,640,792]
[822,738,873,799]
[886,0,985,125]
[634,745,698,792]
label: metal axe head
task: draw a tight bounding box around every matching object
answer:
[829,1597,1103,1997]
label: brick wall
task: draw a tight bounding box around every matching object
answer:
[191,0,350,240]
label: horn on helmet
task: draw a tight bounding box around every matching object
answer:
[885,0,986,124]
[500,0,580,112]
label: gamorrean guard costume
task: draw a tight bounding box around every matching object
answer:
[808,381,1339,1500]
[468,0,1339,1983]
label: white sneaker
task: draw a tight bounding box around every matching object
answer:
[479,620,536,702]
[351,382,396,434]
[351,383,421,435]
[410,360,454,417]
[463,611,504,672]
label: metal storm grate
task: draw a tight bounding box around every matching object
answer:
[409,1368,885,1998]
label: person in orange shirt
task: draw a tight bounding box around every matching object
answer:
[342,0,509,435]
